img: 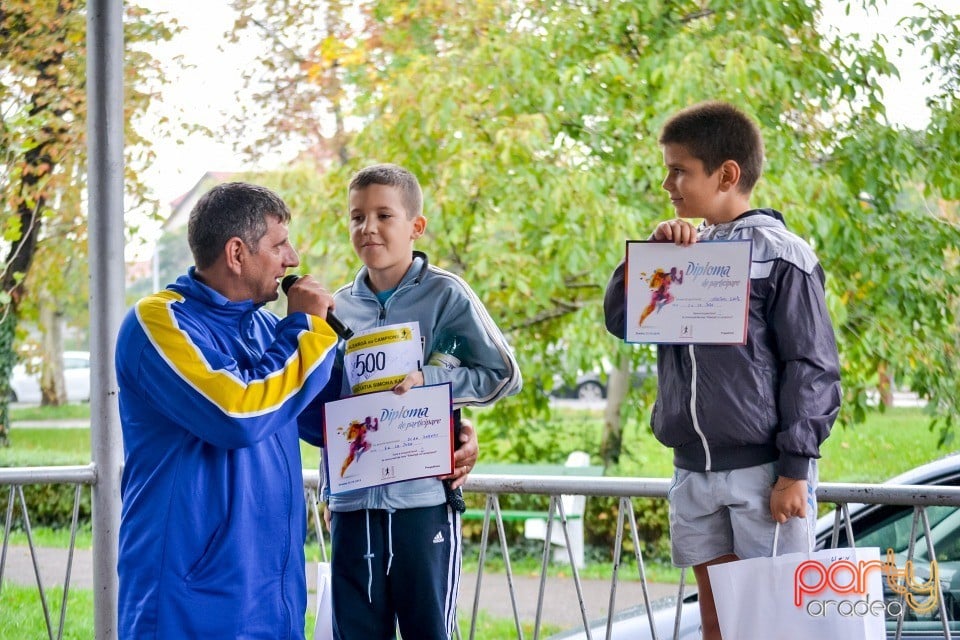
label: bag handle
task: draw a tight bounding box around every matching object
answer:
[771,515,812,558]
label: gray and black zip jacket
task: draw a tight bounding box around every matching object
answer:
[603,210,841,480]
[324,251,522,511]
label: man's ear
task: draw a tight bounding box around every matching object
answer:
[718,160,741,192]
[223,237,246,275]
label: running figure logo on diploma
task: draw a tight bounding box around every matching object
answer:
[638,266,684,326]
[337,416,379,477]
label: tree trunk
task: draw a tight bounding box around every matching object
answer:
[877,362,894,408]
[600,354,631,467]
[0,19,67,436]
[39,299,66,406]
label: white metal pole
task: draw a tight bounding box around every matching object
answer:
[87,1,125,638]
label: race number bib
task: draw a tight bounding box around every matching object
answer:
[344,322,423,395]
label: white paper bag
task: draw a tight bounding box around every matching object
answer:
[313,561,334,640]
[708,546,886,640]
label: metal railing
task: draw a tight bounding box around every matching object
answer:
[1,465,95,640]
[4,466,960,640]
[458,475,960,640]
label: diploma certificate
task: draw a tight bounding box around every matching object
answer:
[322,383,453,495]
[624,240,752,344]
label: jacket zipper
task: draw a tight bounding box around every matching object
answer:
[688,344,712,471]
[278,433,292,638]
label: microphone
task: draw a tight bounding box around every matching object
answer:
[281,275,355,340]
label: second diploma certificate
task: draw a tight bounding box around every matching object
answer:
[624,240,752,345]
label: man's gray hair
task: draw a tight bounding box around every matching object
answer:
[188,182,292,269]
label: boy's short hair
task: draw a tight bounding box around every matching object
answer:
[348,163,424,219]
[659,101,765,193]
[188,182,291,270]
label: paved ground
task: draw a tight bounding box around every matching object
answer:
[1,545,678,631]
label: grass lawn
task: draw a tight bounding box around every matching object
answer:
[524,404,950,484]
[0,585,320,640]
[0,583,555,640]
[0,585,94,640]
[0,427,90,466]
[819,407,948,482]
[6,402,950,482]
[8,403,91,422]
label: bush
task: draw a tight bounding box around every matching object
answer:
[2,481,91,530]
[458,489,674,565]
[586,496,671,563]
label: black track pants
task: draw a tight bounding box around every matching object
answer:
[330,504,462,640]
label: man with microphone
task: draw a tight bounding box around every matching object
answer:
[115,182,343,639]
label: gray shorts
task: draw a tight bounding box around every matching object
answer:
[668,460,818,567]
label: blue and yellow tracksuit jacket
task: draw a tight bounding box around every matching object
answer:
[115,270,339,639]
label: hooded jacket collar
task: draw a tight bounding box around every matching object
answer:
[350,251,430,297]
[699,208,786,241]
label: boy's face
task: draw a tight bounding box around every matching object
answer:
[348,183,425,288]
[661,142,724,224]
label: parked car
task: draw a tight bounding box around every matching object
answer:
[8,350,91,404]
[551,364,656,401]
[549,452,960,639]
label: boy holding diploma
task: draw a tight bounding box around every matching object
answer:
[323,163,521,640]
[603,101,841,640]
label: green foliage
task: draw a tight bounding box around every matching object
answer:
[2,484,92,529]
[0,312,17,445]
[242,165,360,293]
[585,496,672,563]
[0,1,180,407]
[0,421,91,530]
[230,0,960,444]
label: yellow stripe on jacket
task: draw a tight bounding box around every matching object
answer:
[135,290,338,418]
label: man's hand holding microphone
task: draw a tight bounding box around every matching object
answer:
[281,274,354,340]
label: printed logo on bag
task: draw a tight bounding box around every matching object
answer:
[793,549,939,619]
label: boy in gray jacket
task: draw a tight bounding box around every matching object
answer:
[325,163,521,639]
[603,101,841,640]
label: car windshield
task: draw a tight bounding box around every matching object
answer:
[819,471,960,636]
[851,505,960,562]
